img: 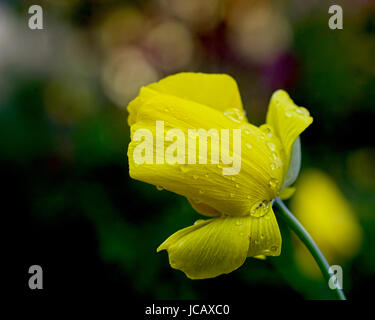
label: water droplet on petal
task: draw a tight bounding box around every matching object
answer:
[267,142,276,151]
[224,108,245,123]
[199,189,204,195]
[250,200,270,218]
[285,111,293,117]
[268,178,280,190]
[270,158,282,170]
[156,185,164,191]
[246,143,252,149]
[271,246,278,252]
[193,175,199,180]
[235,184,240,188]
[178,241,185,247]
[230,193,235,198]
[260,125,273,137]
[296,107,309,116]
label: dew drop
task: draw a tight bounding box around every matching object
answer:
[270,158,282,170]
[267,142,276,151]
[250,200,270,218]
[235,220,242,226]
[271,246,278,252]
[224,108,245,123]
[260,233,265,239]
[230,193,235,198]
[260,125,273,137]
[235,184,240,188]
[199,189,204,195]
[156,185,164,191]
[285,111,293,117]
[245,143,252,149]
[268,178,279,190]
[193,175,199,180]
[296,107,309,116]
[178,241,185,247]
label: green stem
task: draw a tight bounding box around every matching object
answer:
[274,197,346,300]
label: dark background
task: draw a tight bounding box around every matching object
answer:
[2,0,374,300]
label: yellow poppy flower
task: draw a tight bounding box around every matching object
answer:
[291,169,362,278]
[127,72,312,279]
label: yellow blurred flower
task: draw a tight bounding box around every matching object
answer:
[291,169,363,278]
[127,73,312,279]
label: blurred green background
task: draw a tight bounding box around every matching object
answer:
[3,0,374,300]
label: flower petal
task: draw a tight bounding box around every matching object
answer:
[157,216,251,279]
[283,136,301,188]
[128,73,243,126]
[128,76,286,216]
[266,90,313,178]
[247,205,282,257]
[279,187,296,200]
[188,199,221,217]
[157,207,281,279]
[128,107,283,216]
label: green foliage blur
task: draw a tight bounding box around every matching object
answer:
[2,0,374,300]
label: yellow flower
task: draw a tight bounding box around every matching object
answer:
[291,169,362,278]
[127,73,312,279]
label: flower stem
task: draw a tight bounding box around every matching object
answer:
[274,197,346,300]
